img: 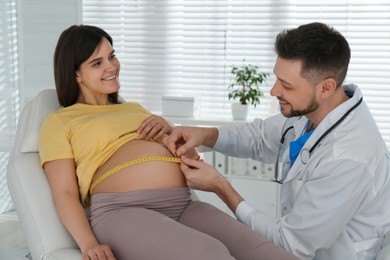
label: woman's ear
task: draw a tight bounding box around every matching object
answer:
[75,71,81,84]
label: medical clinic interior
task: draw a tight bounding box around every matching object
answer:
[0,0,389,259]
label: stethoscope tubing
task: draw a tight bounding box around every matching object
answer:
[308,97,363,155]
[274,97,363,183]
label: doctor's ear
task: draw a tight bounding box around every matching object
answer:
[321,77,337,95]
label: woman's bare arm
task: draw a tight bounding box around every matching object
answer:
[44,159,116,260]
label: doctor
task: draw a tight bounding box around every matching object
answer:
[164,22,390,260]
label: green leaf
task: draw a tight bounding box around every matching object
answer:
[227,61,269,107]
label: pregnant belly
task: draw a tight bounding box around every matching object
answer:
[90,139,186,195]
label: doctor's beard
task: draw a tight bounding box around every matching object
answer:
[280,93,319,118]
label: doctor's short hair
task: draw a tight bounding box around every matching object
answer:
[54,24,120,107]
[274,22,350,87]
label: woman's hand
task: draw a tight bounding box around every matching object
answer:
[137,115,174,141]
[82,243,116,260]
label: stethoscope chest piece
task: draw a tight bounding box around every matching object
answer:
[300,149,310,165]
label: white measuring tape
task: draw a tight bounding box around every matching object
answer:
[90,156,181,193]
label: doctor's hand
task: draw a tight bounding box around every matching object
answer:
[179,156,227,193]
[137,115,174,141]
[164,126,219,157]
[180,156,245,213]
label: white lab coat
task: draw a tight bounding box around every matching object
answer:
[213,84,390,260]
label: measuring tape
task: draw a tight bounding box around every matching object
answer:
[90,156,181,193]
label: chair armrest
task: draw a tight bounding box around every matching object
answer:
[42,248,82,260]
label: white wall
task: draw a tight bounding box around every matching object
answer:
[17,0,81,106]
[0,0,81,214]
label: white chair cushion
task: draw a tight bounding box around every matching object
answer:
[20,89,60,153]
[8,89,81,260]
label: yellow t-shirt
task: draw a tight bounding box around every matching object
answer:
[39,102,155,207]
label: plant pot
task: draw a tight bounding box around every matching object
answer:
[231,103,249,120]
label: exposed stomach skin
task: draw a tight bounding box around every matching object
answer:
[90,139,187,195]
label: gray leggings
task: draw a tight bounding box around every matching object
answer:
[89,187,297,260]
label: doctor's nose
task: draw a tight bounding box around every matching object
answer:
[270,81,281,97]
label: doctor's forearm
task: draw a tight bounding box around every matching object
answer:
[214,179,244,213]
[202,127,219,148]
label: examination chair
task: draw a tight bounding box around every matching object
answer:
[7,89,82,259]
[7,89,202,260]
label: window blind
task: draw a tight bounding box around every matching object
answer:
[0,0,18,214]
[82,0,390,146]
[82,0,279,120]
[292,0,390,146]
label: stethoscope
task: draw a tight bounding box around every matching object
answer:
[273,97,363,184]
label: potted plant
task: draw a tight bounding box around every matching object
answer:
[228,61,269,120]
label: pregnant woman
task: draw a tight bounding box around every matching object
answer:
[39,24,298,260]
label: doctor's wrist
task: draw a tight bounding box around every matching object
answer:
[215,179,244,213]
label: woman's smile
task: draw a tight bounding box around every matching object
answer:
[103,74,117,81]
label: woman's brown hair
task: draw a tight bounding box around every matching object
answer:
[53,25,120,107]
